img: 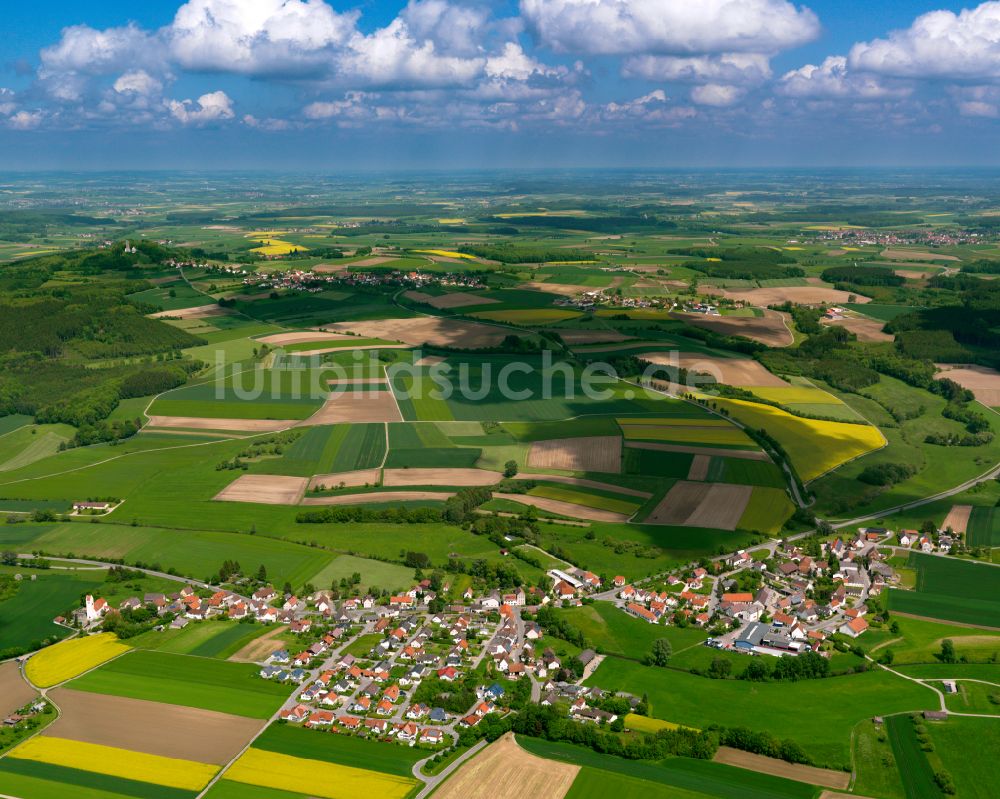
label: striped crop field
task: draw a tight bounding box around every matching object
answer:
[25,633,130,688]
[530,485,641,515]
[6,736,217,792]
[224,747,418,799]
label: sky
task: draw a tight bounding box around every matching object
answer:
[2,0,1000,169]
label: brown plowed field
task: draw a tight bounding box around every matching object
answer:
[687,455,711,480]
[148,305,233,320]
[383,468,502,487]
[822,316,893,343]
[299,391,401,424]
[492,493,631,523]
[714,747,850,789]
[671,310,794,347]
[317,318,510,348]
[638,352,788,387]
[228,626,287,663]
[256,331,354,346]
[934,364,1000,406]
[433,734,579,799]
[308,470,382,490]
[0,661,35,719]
[645,481,752,529]
[214,474,308,505]
[528,436,622,474]
[145,416,295,432]
[45,688,263,765]
[703,285,870,306]
[404,291,500,310]
[941,504,973,534]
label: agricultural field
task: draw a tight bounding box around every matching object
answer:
[25,633,131,688]
[888,552,1000,627]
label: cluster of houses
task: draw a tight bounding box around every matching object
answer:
[549,568,603,604]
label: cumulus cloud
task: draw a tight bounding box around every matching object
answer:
[166,90,235,124]
[0,88,16,116]
[850,2,1000,81]
[690,83,744,106]
[779,56,909,99]
[623,53,771,86]
[113,70,164,96]
[520,0,819,56]
[7,111,44,130]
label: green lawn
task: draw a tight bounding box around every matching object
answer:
[308,554,414,593]
[0,570,103,654]
[926,716,1000,798]
[851,719,906,799]
[552,602,707,658]
[857,615,1000,665]
[586,657,933,768]
[68,650,290,719]
[885,715,941,799]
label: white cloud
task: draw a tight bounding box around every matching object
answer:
[0,88,15,116]
[690,83,744,106]
[779,56,909,99]
[623,53,771,86]
[169,0,358,75]
[401,0,493,56]
[113,70,164,96]
[40,23,162,76]
[166,90,235,124]
[850,2,1000,81]
[520,0,819,56]
[7,111,44,130]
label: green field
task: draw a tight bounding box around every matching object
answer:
[308,554,414,593]
[518,737,818,799]
[68,649,292,718]
[253,724,424,776]
[552,602,707,658]
[886,715,941,799]
[737,487,795,533]
[967,505,1000,547]
[0,570,102,654]
[925,716,1000,798]
[887,553,1000,627]
[858,615,1000,665]
[0,758,195,799]
[586,656,932,768]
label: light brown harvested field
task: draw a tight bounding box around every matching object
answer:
[312,262,349,273]
[0,661,35,719]
[714,747,850,790]
[822,315,893,343]
[434,734,579,799]
[934,364,1000,406]
[294,344,411,357]
[300,391,401,424]
[685,484,753,530]
[517,473,652,498]
[415,355,447,367]
[148,304,234,320]
[404,290,500,310]
[520,281,593,297]
[671,310,794,347]
[688,454,711,481]
[941,504,973,534]
[881,249,960,262]
[214,474,308,505]
[638,352,788,387]
[347,256,397,267]
[257,331,354,346]
[46,688,262,765]
[145,416,295,432]
[307,469,382,491]
[547,329,634,345]
[317,317,510,348]
[645,481,752,529]
[228,626,287,663]
[300,491,453,506]
[895,269,936,280]
[703,285,871,306]
[528,436,622,474]
[383,468,502,487]
[493,493,631,523]
[627,441,769,461]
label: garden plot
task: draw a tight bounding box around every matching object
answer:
[645,481,753,529]
[382,468,502,487]
[941,504,973,534]
[528,436,622,473]
[318,317,510,348]
[301,391,402,424]
[214,474,308,505]
[300,491,452,505]
[433,734,579,799]
[308,469,382,490]
[45,688,262,765]
[145,416,295,432]
[934,364,1000,406]
[638,352,788,387]
[672,310,794,347]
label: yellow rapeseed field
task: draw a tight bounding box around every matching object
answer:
[620,424,756,448]
[709,397,885,482]
[750,386,844,405]
[9,737,217,791]
[26,633,130,688]
[226,748,417,799]
[250,239,308,256]
[624,714,697,733]
[414,249,477,260]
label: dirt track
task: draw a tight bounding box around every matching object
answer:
[493,493,631,523]
[317,317,510,348]
[625,441,769,461]
[46,688,263,765]
[638,352,788,387]
[300,491,453,506]
[528,436,622,474]
[672,310,794,347]
[714,747,850,790]
[299,391,402,424]
[146,416,295,432]
[383,468,502,487]
[214,474,308,504]
[308,469,382,490]
[0,661,36,719]
[433,734,579,799]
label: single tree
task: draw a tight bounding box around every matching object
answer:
[648,638,672,667]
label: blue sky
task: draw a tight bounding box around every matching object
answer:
[1,1,999,169]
